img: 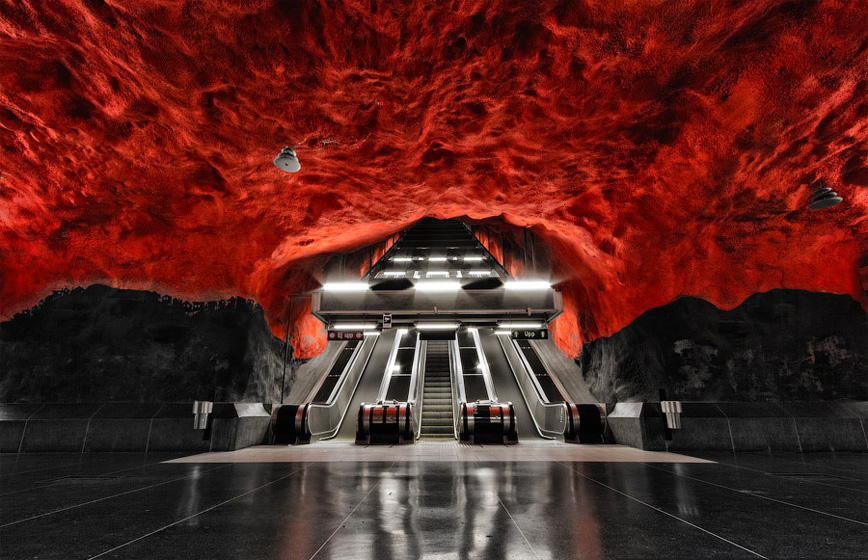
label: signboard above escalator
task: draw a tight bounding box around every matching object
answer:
[327,331,366,340]
[510,329,549,340]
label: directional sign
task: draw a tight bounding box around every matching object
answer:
[510,330,549,340]
[383,313,392,329]
[327,331,365,340]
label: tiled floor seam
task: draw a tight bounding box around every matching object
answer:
[557,462,768,559]
[641,462,868,527]
[84,463,311,559]
[308,460,398,560]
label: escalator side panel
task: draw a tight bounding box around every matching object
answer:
[334,330,398,440]
[312,339,361,403]
[477,329,543,439]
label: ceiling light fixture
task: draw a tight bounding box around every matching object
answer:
[498,322,543,329]
[331,323,378,330]
[808,184,843,210]
[415,323,459,330]
[322,282,369,292]
[274,147,301,172]
[504,280,551,291]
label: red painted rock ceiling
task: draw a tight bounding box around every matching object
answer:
[1,0,867,358]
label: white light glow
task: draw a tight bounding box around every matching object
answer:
[322,282,369,292]
[498,322,543,329]
[467,270,491,276]
[416,323,459,330]
[426,271,449,277]
[494,330,513,336]
[392,257,413,262]
[332,323,378,330]
[391,365,401,373]
[415,281,460,292]
[464,256,484,261]
[428,257,448,262]
[504,280,551,291]
[383,271,406,277]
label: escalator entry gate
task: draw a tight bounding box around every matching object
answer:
[460,401,518,445]
[356,402,414,445]
[564,404,606,444]
[272,404,312,445]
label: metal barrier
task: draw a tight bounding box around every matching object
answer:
[459,401,518,444]
[192,400,213,430]
[661,400,683,429]
[564,403,606,444]
[355,402,414,444]
[272,403,311,445]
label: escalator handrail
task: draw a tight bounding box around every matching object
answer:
[302,340,348,404]
[497,333,565,439]
[375,328,408,402]
[449,338,466,439]
[412,339,427,440]
[527,339,576,404]
[470,328,498,402]
[308,333,379,440]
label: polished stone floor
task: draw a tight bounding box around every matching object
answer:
[1,446,865,559]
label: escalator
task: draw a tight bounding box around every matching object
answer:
[335,329,398,439]
[419,340,453,439]
[476,329,548,440]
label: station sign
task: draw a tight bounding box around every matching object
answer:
[383,313,392,329]
[510,329,549,340]
[327,331,366,340]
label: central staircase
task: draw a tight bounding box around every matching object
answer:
[419,340,455,439]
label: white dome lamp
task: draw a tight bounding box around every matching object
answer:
[274,147,301,173]
[807,179,842,210]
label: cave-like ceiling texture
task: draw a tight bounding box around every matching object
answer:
[1,0,867,358]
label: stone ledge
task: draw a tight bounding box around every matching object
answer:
[605,401,868,452]
[0,402,273,453]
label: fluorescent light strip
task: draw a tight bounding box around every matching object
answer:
[322,282,368,292]
[428,257,448,262]
[464,256,484,261]
[494,330,513,336]
[332,323,378,330]
[415,281,460,292]
[416,323,458,330]
[504,280,551,291]
[426,271,449,277]
[392,257,413,262]
[468,270,491,276]
[498,322,543,329]
[383,271,406,277]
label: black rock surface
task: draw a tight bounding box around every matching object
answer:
[577,289,868,402]
[0,285,287,403]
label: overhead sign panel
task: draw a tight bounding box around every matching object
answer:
[327,331,366,340]
[510,329,549,340]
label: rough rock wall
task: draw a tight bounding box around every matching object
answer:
[0,285,286,403]
[578,289,868,402]
[1,1,867,361]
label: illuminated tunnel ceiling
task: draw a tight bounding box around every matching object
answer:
[1,1,867,358]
